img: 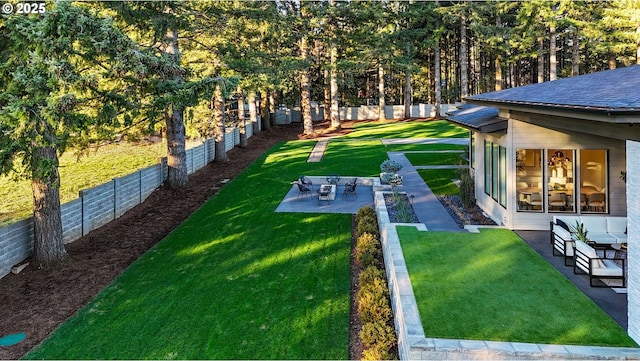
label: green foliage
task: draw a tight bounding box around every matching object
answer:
[356,206,377,222]
[390,191,416,223]
[458,168,475,208]
[357,287,392,324]
[358,215,379,238]
[362,344,396,361]
[359,266,386,287]
[360,320,397,351]
[570,221,589,242]
[356,233,381,268]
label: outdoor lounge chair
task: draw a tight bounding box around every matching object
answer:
[342,178,357,200]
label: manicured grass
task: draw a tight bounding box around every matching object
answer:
[397,227,637,347]
[25,139,389,359]
[404,152,468,166]
[0,142,166,226]
[385,143,467,152]
[343,119,468,139]
[417,169,460,196]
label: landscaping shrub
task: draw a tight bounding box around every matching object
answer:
[458,167,475,208]
[357,215,379,237]
[362,344,396,361]
[357,287,392,324]
[356,233,381,268]
[356,206,376,222]
[358,266,385,286]
[354,206,396,360]
[360,320,397,350]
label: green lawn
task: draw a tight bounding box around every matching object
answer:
[417,169,460,196]
[343,119,468,139]
[397,227,637,347]
[384,143,468,152]
[404,152,468,166]
[0,142,166,226]
[25,139,388,360]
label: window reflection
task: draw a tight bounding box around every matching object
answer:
[580,150,607,213]
[547,149,574,213]
[516,149,543,212]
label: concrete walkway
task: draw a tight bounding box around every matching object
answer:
[387,151,461,231]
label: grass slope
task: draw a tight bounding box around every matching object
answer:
[25,139,388,359]
[417,169,460,196]
[397,227,636,347]
[343,120,468,139]
[404,152,467,166]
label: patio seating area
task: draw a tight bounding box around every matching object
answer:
[276,176,375,214]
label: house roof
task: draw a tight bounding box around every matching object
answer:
[466,65,640,114]
[445,104,508,133]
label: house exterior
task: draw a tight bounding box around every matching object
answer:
[446,65,640,343]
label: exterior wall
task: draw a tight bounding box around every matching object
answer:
[474,118,627,231]
[627,140,640,344]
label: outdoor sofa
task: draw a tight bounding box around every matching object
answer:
[550,216,627,266]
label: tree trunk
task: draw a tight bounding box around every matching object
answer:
[537,36,544,83]
[330,44,340,130]
[378,64,386,121]
[31,145,66,267]
[300,36,314,135]
[248,90,258,133]
[549,24,557,81]
[237,87,248,148]
[164,27,188,188]
[213,84,228,162]
[434,42,442,118]
[608,52,617,69]
[404,67,411,119]
[495,54,503,91]
[261,90,272,131]
[460,13,469,98]
[323,68,331,123]
[572,30,580,76]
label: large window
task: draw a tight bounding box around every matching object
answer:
[516,149,543,212]
[580,150,607,213]
[485,141,507,209]
[547,149,575,213]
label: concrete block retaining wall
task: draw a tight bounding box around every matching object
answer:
[0,127,251,278]
[374,190,640,360]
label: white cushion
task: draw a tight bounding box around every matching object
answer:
[553,225,572,240]
[588,232,617,245]
[554,216,581,230]
[607,217,627,233]
[591,260,623,277]
[575,240,605,269]
[610,233,628,243]
[581,217,608,233]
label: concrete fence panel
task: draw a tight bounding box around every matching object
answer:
[246,123,253,139]
[225,128,234,152]
[191,144,206,174]
[61,198,83,243]
[0,218,34,277]
[140,163,164,200]
[80,181,115,236]
[114,171,142,218]
[233,127,240,146]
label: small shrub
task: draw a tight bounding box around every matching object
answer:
[380,159,402,173]
[359,266,385,286]
[458,167,475,208]
[360,320,397,350]
[357,288,392,323]
[358,216,379,237]
[362,343,396,361]
[356,206,376,222]
[356,233,381,268]
[359,276,389,299]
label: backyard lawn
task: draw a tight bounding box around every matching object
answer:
[25,138,388,359]
[397,226,637,347]
[343,119,468,139]
[417,168,460,196]
[404,152,467,166]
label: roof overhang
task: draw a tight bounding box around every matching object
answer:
[445,105,508,134]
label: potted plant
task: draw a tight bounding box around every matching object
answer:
[570,220,589,242]
[380,160,402,185]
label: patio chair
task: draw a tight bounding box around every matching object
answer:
[299,176,314,191]
[295,180,313,200]
[342,178,357,200]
